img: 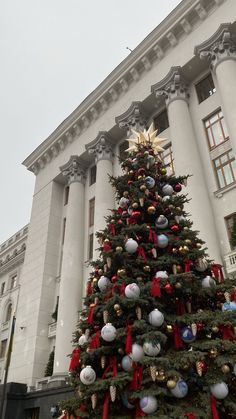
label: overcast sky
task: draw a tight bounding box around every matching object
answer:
[0,0,181,243]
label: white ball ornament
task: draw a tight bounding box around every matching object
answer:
[157,234,169,248]
[125,238,138,254]
[98,276,111,292]
[148,309,164,327]
[155,270,168,279]
[145,176,155,189]
[222,301,236,311]
[147,155,155,166]
[78,334,88,346]
[202,276,216,289]
[195,258,208,272]
[210,382,229,399]
[131,343,144,362]
[121,355,133,372]
[162,195,171,202]
[101,323,117,342]
[125,283,140,299]
[140,396,158,414]
[143,341,161,357]
[162,184,174,196]
[119,197,129,208]
[170,379,188,398]
[156,215,168,229]
[80,366,96,385]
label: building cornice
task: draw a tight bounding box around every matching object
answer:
[22,0,226,175]
[86,132,114,163]
[115,101,147,135]
[151,66,190,106]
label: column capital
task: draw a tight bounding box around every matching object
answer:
[151,66,189,107]
[115,101,147,136]
[194,23,236,71]
[86,132,114,163]
[60,156,86,185]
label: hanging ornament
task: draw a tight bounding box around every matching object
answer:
[171,225,180,233]
[210,382,229,399]
[147,205,156,215]
[162,184,174,196]
[110,385,116,402]
[98,276,111,292]
[209,348,218,359]
[167,379,177,390]
[155,270,168,279]
[125,238,138,254]
[140,184,146,191]
[155,215,168,229]
[80,366,96,385]
[101,355,106,368]
[131,343,144,362]
[121,355,133,372]
[156,369,166,382]
[136,306,142,320]
[143,265,151,272]
[117,268,126,277]
[91,393,97,409]
[195,258,208,272]
[119,197,129,208]
[101,323,117,342]
[166,324,173,333]
[174,183,182,192]
[115,246,123,253]
[140,396,158,414]
[222,301,236,311]
[196,361,207,376]
[125,283,140,299]
[221,364,230,374]
[164,282,173,294]
[78,334,88,346]
[202,276,216,288]
[212,325,219,333]
[145,176,155,188]
[181,326,196,343]
[157,234,169,248]
[170,379,188,398]
[103,310,109,324]
[148,308,164,327]
[143,341,161,356]
[150,365,157,381]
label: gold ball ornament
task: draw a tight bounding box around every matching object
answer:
[184,226,189,231]
[166,324,173,333]
[132,202,139,209]
[221,364,230,374]
[138,175,143,180]
[209,348,218,359]
[104,238,110,243]
[147,206,156,215]
[92,277,98,284]
[140,184,146,191]
[123,191,129,197]
[156,369,166,382]
[196,243,202,249]
[184,239,192,245]
[172,247,178,254]
[212,326,219,333]
[167,379,177,389]
[117,269,126,277]
[114,304,121,311]
[160,168,167,175]
[116,246,123,253]
[143,265,151,272]
[175,282,182,289]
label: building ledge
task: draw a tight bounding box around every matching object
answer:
[214,182,236,198]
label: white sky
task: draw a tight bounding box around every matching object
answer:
[0,0,181,243]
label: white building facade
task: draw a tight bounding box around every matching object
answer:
[1,0,236,391]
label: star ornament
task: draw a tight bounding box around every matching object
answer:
[125,123,167,155]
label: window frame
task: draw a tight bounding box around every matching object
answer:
[213,149,236,189]
[89,165,97,186]
[64,186,69,205]
[225,212,236,250]
[0,282,5,296]
[195,73,216,104]
[153,109,169,134]
[0,339,7,359]
[88,233,94,260]
[9,272,17,290]
[161,143,174,175]
[89,198,95,228]
[204,109,229,150]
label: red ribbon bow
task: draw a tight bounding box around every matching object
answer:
[126,324,133,354]
[149,229,157,244]
[173,324,184,349]
[89,330,101,350]
[211,396,220,419]
[138,246,147,261]
[69,348,80,372]
[211,264,224,282]
[87,304,97,325]
[220,325,235,341]
[185,260,193,272]
[102,393,110,419]
[130,364,143,390]
[151,277,161,297]
[109,223,116,235]
[102,357,118,379]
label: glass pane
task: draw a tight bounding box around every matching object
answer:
[214,158,220,167]
[223,164,234,185]
[210,114,218,124]
[217,169,225,188]
[231,160,236,179]
[211,122,224,146]
[221,154,228,164]
[228,150,234,159]
[205,119,210,128]
[207,127,214,147]
[221,118,229,139]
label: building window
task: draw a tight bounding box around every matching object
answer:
[161,144,174,175]
[88,233,94,260]
[64,186,69,205]
[154,109,169,134]
[196,73,216,103]
[225,213,236,249]
[89,198,95,227]
[5,303,12,322]
[0,282,5,296]
[0,340,7,359]
[25,407,40,419]
[204,110,229,149]
[62,218,66,245]
[90,165,97,186]
[119,141,129,160]
[9,273,17,290]
[213,150,236,189]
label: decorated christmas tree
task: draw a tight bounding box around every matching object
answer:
[62,125,236,419]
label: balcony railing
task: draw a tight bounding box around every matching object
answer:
[48,321,57,338]
[224,249,236,275]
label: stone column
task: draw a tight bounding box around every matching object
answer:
[86,132,114,256]
[53,156,86,377]
[151,67,221,262]
[195,23,236,155]
[115,101,147,136]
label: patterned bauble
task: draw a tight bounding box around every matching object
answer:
[162,184,174,196]
[101,323,117,342]
[157,234,169,248]
[155,270,168,279]
[131,343,144,362]
[202,276,216,288]
[210,382,229,399]
[78,334,88,346]
[125,238,138,254]
[140,396,158,414]
[80,366,96,385]
[170,379,188,398]
[98,276,111,292]
[155,215,168,229]
[145,176,155,189]
[148,309,164,327]
[121,355,133,372]
[143,341,161,356]
[119,197,129,208]
[181,326,196,343]
[222,301,236,311]
[125,283,140,299]
[174,183,182,192]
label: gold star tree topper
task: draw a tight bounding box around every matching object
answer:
[125,122,167,155]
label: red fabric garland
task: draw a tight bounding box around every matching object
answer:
[185,260,193,273]
[211,396,220,419]
[173,324,184,349]
[220,325,235,341]
[87,304,96,325]
[102,357,118,379]
[149,229,157,244]
[125,325,133,354]
[211,264,224,283]
[135,405,147,417]
[102,393,110,419]
[120,283,126,296]
[138,246,147,261]
[86,280,92,296]
[151,277,161,297]
[130,364,143,390]
[89,331,101,350]
[175,299,186,315]
[109,223,116,236]
[69,348,80,372]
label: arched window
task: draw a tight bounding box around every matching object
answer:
[5,303,12,322]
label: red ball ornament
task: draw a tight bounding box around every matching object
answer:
[132,211,141,219]
[197,322,205,332]
[137,168,146,176]
[171,225,180,233]
[164,282,174,294]
[174,183,182,192]
[111,275,118,283]
[118,219,124,225]
[199,360,208,375]
[128,180,134,186]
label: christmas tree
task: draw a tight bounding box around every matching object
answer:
[62,125,236,419]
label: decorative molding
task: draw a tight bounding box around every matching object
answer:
[86,132,114,163]
[0,246,26,275]
[151,66,189,106]
[194,23,236,71]
[22,0,225,174]
[60,156,86,185]
[115,101,147,136]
